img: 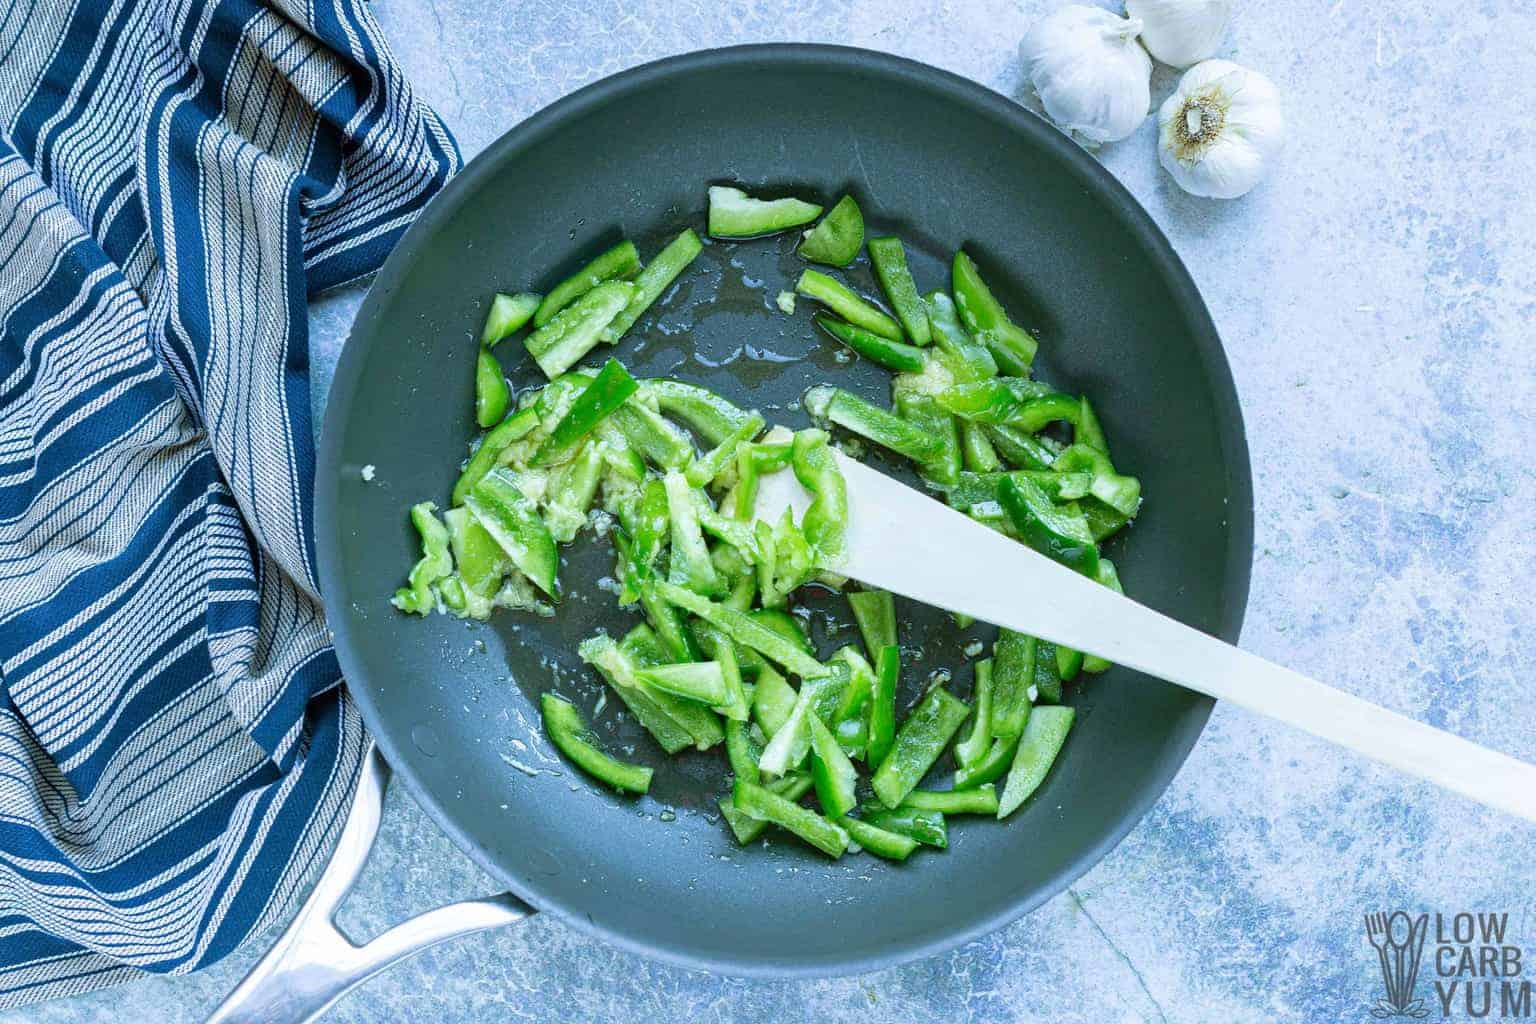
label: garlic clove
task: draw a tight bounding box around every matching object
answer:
[1125,0,1231,69]
[1158,59,1285,199]
[1020,5,1153,145]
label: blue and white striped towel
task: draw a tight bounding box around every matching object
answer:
[0,0,457,1007]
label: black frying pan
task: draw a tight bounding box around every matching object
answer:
[314,44,1253,977]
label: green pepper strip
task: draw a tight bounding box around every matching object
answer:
[954,736,1021,790]
[1056,644,1085,683]
[474,349,510,428]
[450,407,540,507]
[719,774,813,845]
[524,280,634,379]
[391,502,453,615]
[578,634,694,755]
[871,686,971,809]
[803,385,942,465]
[946,470,1094,510]
[814,314,925,372]
[732,780,849,858]
[751,665,798,738]
[1033,639,1064,704]
[894,391,962,487]
[653,580,829,679]
[989,629,1037,742]
[867,236,932,346]
[757,682,816,776]
[634,661,729,705]
[662,470,725,597]
[997,476,1101,578]
[830,647,875,760]
[1082,497,1132,542]
[867,644,900,768]
[936,377,1053,424]
[864,806,948,848]
[542,443,603,544]
[702,626,751,721]
[614,534,702,662]
[997,706,1074,818]
[731,440,793,521]
[904,784,999,816]
[1076,395,1110,454]
[530,359,638,467]
[790,428,848,564]
[584,630,723,750]
[1051,442,1142,517]
[708,186,823,238]
[685,414,764,488]
[952,250,1038,374]
[841,816,918,861]
[602,229,703,343]
[442,506,507,615]
[480,291,540,347]
[642,379,759,447]
[954,658,995,768]
[797,194,864,267]
[464,469,559,598]
[611,401,693,469]
[984,424,1057,471]
[960,421,1001,473]
[924,292,997,381]
[808,713,858,818]
[534,240,642,327]
[847,590,897,662]
[540,693,652,794]
[623,477,670,573]
[795,269,903,341]
[1082,560,1123,674]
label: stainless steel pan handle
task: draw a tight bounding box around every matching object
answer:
[206,745,532,1024]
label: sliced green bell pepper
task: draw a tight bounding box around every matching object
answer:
[864,806,948,848]
[642,379,759,447]
[841,816,918,861]
[867,643,900,768]
[708,186,822,238]
[924,291,997,381]
[867,236,931,346]
[953,736,1020,790]
[391,502,453,615]
[480,291,540,347]
[540,693,652,794]
[530,359,638,467]
[635,661,729,705]
[847,590,897,662]
[663,470,725,597]
[871,685,970,809]
[602,229,703,342]
[803,385,942,465]
[685,414,764,488]
[1082,559,1123,674]
[578,633,694,755]
[989,629,1037,742]
[612,400,694,470]
[524,280,634,379]
[808,713,858,818]
[450,406,540,507]
[894,391,962,487]
[997,705,1074,818]
[814,313,926,372]
[791,428,848,564]
[720,774,814,845]
[474,350,510,428]
[795,269,903,341]
[997,476,1100,577]
[732,779,849,858]
[534,240,641,327]
[797,195,864,266]
[954,657,995,768]
[904,784,999,816]
[951,250,1038,374]
[464,469,559,598]
[653,579,829,679]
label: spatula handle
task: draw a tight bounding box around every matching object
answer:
[834,456,1536,823]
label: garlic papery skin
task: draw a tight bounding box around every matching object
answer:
[1157,59,1284,198]
[1125,0,1231,68]
[1020,5,1153,144]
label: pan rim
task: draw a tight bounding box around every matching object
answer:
[314,42,1254,978]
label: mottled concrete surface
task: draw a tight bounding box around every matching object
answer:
[13,2,1536,1022]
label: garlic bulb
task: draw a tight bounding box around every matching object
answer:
[1020,5,1153,144]
[1157,60,1284,198]
[1125,0,1231,68]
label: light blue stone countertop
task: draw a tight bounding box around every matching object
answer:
[12,1,1536,1021]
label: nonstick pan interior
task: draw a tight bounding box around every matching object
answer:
[315,45,1252,976]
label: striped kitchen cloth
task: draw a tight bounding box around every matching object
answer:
[0,0,457,1007]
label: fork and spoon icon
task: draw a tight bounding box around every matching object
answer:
[1366,911,1431,1018]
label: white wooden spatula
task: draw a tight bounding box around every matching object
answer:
[757,451,1536,823]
